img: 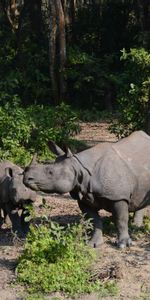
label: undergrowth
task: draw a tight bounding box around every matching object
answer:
[0,101,80,165]
[16,218,118,298]
[130,216,150,240]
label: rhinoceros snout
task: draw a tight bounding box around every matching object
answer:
[24,176,39,191]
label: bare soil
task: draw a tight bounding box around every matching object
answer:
[0,121,150,300]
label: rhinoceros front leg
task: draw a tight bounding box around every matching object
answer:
[133,208,145,227]
[5,203,25,238]
[112,200,132,248]
[9,212,24,237]
[0,206,12,228]
[0,208,4,227]
[20,208,30,235]
[78,200,103,248]
[2,207,10,225]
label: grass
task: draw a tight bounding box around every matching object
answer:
[16,218,118,299]
[129,215,150,240]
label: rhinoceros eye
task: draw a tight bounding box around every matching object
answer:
[45,166,53,175]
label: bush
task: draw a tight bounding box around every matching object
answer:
[17,218,118,298]
[0,14,50,106]
[0,101,79,165]
[110,48,150,138]
[17,219,96,297]
[67,47,117,110]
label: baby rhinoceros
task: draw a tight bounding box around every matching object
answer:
[23,131,150,248]
[0,161,36,237]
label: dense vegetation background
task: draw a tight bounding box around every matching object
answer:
[0,0,150,163]
[0,3,150,297]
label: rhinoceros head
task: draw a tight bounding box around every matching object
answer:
[23,145,76,194]
[6,167,36,205]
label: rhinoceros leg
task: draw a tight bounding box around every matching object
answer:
[133,208,145,227]
[112,200,132,248]
[78,200,103,248]
[9,212,24,237]
[20,208,30,235]
[5,203,25,238]
[0,208,4,227]
[0,207,11,227]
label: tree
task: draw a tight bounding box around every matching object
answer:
[0,0,149,111]
[145,90,150,135]
[46,0,67,104]
[136,0,150,48]
[0,0,24,31]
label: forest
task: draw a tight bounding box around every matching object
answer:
[0,0,150,164]
[0,2,150,299]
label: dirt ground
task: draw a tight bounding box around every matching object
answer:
[0,122,150,300]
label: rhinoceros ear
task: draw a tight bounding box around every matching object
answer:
[47,140,65,156]
[30,153,37,165]
[65,147,73,158]
[5,167,13,178]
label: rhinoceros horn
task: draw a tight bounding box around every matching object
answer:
[64,147,73,158]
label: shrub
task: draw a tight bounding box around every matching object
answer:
[0,101,79,165]
[17,218,118,298]
[67,47,117,110]
[17,219,97,297]
[110,48,150,138]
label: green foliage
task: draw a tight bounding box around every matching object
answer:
[0,101,79,165]
[110,48,150,137]
[17,219,101,297]
[74,1,141,55]
[67,139,87,153]
[51,102,80,140]
[0,1,150,114]
[103,216,116,237]
[0,11,50,106]
[67,46,117,110]
[130,216,150,240]
[26,294,47,300]
[17,218,118,298]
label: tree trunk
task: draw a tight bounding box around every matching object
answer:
[136,0,150,47]
[1,0,24,31]
[47,0,67,105]
[55,0,67,101]
[26,0,43,38]
[48,0,59,104]
[145,89,150,135]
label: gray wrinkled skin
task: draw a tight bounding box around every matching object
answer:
[23,131,150,248]
[0,161,36,237]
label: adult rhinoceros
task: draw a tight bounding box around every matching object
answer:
[23,131,150,248]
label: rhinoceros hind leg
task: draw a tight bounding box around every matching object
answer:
[78,200,103,248]
[113,200,132,248]
[133,209,145,227]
